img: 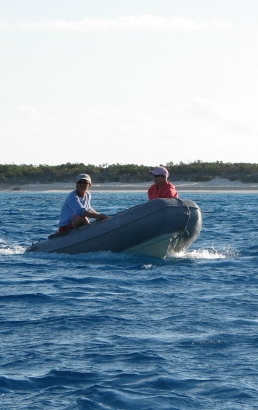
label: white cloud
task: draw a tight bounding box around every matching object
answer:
[0,15,233,32]
[16,105,41,117]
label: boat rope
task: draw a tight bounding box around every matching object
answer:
[178,198,192,234]
[168,198,193,247]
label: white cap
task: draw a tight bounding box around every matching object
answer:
[149,166,169,177]
[76,173,91,184]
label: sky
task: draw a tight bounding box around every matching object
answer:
[0,0,257,166]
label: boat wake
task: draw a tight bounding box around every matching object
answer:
[0,238,24,255]
[167,246,240,260]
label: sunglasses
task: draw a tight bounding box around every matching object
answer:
[77,180,90,185]
[154,175,163,178]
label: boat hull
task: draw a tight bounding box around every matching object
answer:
[27,198,202,258]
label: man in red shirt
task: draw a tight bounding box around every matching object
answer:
[148,166,179,200]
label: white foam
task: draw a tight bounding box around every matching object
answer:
[167,246,239,259]
[0,240,25,255]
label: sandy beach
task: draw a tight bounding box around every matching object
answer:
[1,177,258,193]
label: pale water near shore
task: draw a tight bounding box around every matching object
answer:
[2,177,258,193]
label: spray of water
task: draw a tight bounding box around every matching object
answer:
[167,246,240,260]
[0,238,24,255]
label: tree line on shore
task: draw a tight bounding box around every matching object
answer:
[0,161,258,185]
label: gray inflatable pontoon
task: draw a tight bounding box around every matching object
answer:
[27,198,202,258]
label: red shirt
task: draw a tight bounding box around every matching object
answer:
[148,181,179,200]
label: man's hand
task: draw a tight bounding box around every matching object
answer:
[96,213,109,221]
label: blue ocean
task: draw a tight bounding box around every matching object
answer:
[0,190,257,410]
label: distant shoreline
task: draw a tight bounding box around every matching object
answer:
[1,177,258,193]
